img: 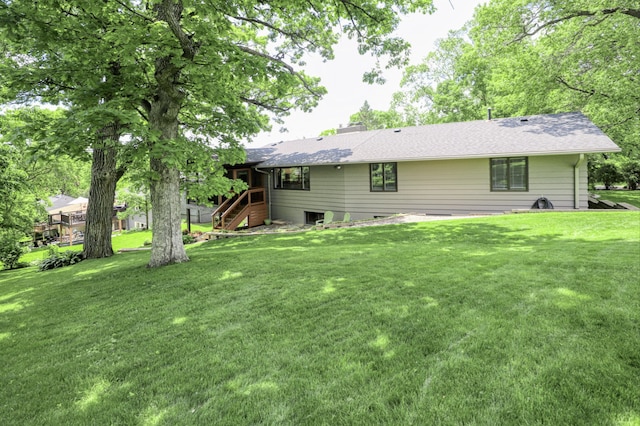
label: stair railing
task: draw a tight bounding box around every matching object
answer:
[211,188,266,230]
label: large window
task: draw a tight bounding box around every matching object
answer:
[274,166,310,190]
[491,157,528,191]
[370,162,397,192]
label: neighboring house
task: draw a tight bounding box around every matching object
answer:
[183,195,216,225]
[33,195,139,245]
[120,210,152,231]
[211,112,620,229]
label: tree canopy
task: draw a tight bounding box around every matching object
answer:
[339,0,638,161]
[473,0,640,156]
[1,0,435,266]
[349,100,406,130]
[0,107,92,267]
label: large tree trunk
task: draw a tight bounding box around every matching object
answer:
[147,55,189,267]
[148,157,188,267]
[146,0,198,267]
[83,126,120,259]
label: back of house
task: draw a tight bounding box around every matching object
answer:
[232,112,620,225]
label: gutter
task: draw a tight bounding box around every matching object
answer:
[574,153,586,209]
[253,167,272,219]
[257,149,618,168]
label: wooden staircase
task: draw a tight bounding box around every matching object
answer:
[212,188,268,230]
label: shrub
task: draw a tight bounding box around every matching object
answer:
[38,249,85,271]
[0,231,30,270]
[620,159,640,190]
[182,234,196,245]
[593,160,623,189]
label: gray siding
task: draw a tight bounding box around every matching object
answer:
[270,154,587,224]
[271,166,347,223]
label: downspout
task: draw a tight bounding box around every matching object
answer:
[254,167,272,219]
[574,153,586,209]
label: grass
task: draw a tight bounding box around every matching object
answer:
[593,190,640,207]
[1,212,639,425]
[185,222,213,233]
[19,221,212,266]
[20,230,153,265]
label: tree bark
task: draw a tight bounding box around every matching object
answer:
[147,54,189,267]
[83,127,119,259]
[148,156,188,267]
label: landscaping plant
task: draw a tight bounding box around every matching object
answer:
[0,230,29,270]
[38,245,85,271]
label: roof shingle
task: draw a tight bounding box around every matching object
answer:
[246,112,620,167]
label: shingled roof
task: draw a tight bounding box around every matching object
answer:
[46,194,76,212]
[246,112,620,167]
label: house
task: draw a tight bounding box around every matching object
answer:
[212,112,620,229]
[33,195,142,246]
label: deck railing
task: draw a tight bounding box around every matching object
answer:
[48,211,86,226]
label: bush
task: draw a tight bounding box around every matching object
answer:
[620,159,640,190]
[592,160,623,189]
[182,234,196,245]
[38,249,85,271]
[0,231,30,270]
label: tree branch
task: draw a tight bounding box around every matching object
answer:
[239,96,291,113]
[599,109,640,130]
[332,0,365,40]
[135,103,150,121]
[515,7,640,42]
[155,0,200,61]
[230,15,321,51]
[556,76,610,99]
[235,44,324,98]
[41,77,77,92]
[112,0,154,23]
[338,0,380,23]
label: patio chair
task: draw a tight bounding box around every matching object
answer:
[315,211,334,227]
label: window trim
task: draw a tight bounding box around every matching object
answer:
[369,162,398,192]
[490,157,529,192]
[273,166,310,191]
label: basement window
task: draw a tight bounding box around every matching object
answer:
[305,211,324,225]
[491,157,528,191]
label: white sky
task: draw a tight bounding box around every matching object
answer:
[247,0,486,148]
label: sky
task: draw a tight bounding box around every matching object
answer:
[247,0,486,148]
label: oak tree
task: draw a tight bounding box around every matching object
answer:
[2,0,435,267]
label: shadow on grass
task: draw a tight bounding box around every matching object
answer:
[186,220,573,256]
[1,215,638,424]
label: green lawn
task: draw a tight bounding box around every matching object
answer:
[20,221,212,266]
[20,230,153,265]
[1,212,639,425]
[593,190,640,207]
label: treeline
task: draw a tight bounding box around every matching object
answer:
[347,1,639,188]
